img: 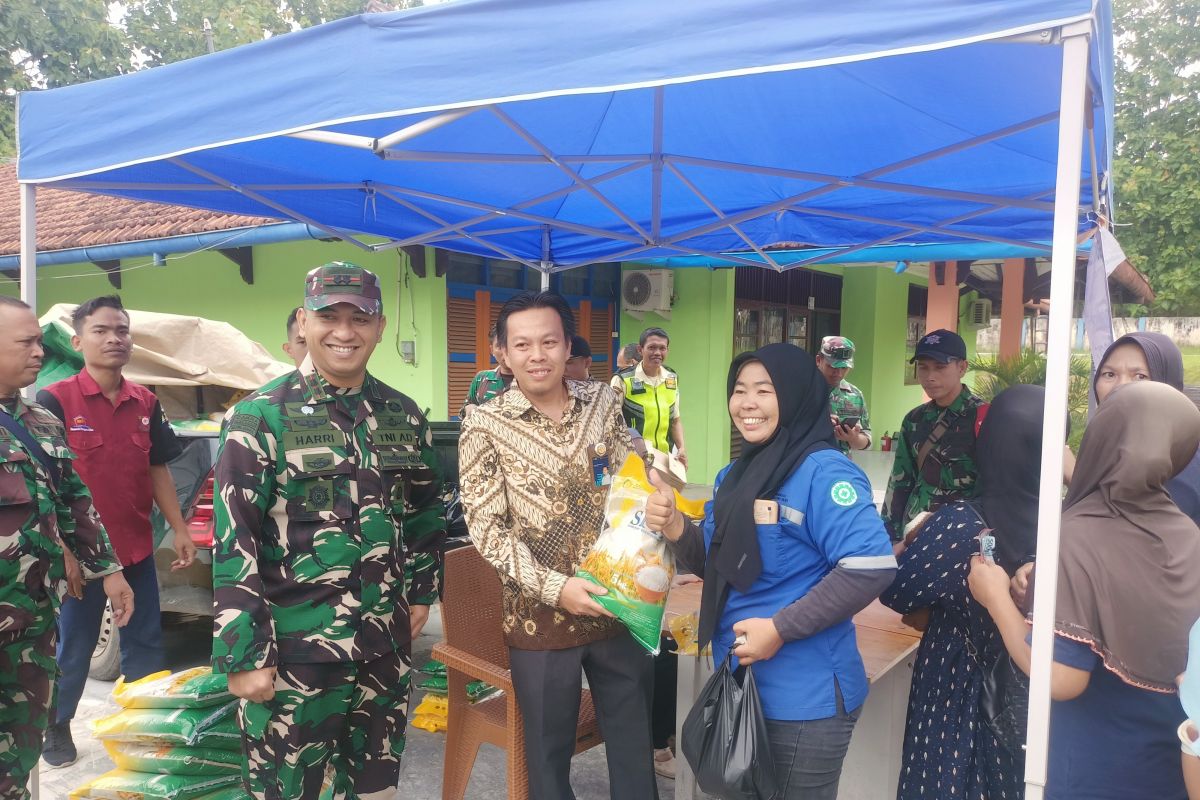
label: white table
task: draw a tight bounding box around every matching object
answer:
[667,584,920,800]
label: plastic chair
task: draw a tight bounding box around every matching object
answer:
[432,546,603,800]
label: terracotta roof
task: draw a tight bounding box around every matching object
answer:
[0,161,281,257]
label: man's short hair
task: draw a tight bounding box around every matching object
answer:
[488,324,498,343]
[639,327,669,346]
[71,295,127,333]
[286,306,301,336]
[0,296,31,311]
[621,343,641,363]
[496,291,576,347]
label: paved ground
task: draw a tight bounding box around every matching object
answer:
[36,607,680,799]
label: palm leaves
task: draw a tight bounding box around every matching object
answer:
[969,351,1092,448]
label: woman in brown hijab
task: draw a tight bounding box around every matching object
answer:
[969,381,1200,800]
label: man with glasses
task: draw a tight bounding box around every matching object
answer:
[816,336,872,454]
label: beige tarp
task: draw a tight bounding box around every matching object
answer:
[40,304,290,420]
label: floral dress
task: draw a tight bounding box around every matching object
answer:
[880,502,1024,800]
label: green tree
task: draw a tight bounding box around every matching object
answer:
[970,350,1092,448]
[1,1,421,157]
[1111,0,1200,315]
[0,0,132,158]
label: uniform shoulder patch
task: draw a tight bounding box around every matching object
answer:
[226,413,262,436]
[830,480,858,507]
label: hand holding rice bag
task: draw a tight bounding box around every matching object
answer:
[113,667,231,709]
[577,454,676,653]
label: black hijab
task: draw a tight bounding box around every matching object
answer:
[699,343,837,647]
[1094,332,1185,397]
[974,384,1045,574]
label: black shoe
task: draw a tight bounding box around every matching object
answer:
[42,721,77,769]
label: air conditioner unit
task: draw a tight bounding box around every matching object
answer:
[965,298,993,329]
[621,269,674,319]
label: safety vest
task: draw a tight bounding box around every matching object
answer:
[619,366,678,453]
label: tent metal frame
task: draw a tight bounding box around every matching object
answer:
[16,15,1098,800]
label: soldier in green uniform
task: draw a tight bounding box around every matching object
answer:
[816,336,872,453]
[460,325,514,416]
[881,329,987,544]
[0,296,134,800]
[211,263,446,800]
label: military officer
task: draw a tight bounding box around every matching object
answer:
[211,263,446,800]
[0,296,134,800]
[816,336,872,453]
[881,329,987,544]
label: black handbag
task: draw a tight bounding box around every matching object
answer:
[680,653,779,800]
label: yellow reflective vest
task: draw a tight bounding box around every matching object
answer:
[618,366,678,454]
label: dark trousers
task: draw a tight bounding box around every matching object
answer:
[765,689,861,800]
[509,629,659,800]
[651,634,677,749]
[55,554,164,723]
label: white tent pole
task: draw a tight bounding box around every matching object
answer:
[1024,22,1092,800]
[19,183,36,403]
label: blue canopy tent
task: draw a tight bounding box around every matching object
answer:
[16,1,1114,796]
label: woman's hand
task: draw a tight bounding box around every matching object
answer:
[645,469,685,541]
[967,555,1013,612]
[730,617,784,665]
[1010,562,1035,607]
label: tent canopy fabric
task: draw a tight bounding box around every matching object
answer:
[17,0,1113,271]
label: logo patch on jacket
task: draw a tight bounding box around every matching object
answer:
[69,416,93,432]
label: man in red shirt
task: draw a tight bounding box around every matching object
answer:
[37,295,196,768]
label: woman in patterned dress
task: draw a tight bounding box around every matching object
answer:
[881,385,1044,800]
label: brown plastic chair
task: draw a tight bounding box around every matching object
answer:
[433,545,603,800]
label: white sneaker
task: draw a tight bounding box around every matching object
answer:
[653,747,676,780]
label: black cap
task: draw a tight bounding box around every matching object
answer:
[910,329,967,363]
[569,335,592,359]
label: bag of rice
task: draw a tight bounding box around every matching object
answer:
[68,769,239,800]
[577,454,676,653]
[102,740,241,776]
[417,659,447,677]
[416,675,448,695]
[92,703,241,749]
[113,667,231,709]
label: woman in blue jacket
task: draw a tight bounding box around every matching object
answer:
[647,342,896,799]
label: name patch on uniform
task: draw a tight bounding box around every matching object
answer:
[374,428,417,447]
[631,380,646,394]
[380,451,425,469]
[283,430,343,450]
[227,414,261,436]
[831,481,858,507]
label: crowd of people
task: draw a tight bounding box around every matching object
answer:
[2,268,1199,800]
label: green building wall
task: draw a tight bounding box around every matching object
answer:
[2,240,450,418]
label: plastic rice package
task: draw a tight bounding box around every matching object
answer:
[418,659,447,677]
[68,769,239,800]
[92,703,241,749]
[102,740,241,776]
[413,694,449,718]
[193,789,252,800]
[113,667,231,709]
[467,680,498,701]
[417,675,448,695]
[577,454,676,653]
[411,713,448,733]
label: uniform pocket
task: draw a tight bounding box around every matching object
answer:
[0,452,33,507]
[283,454,352,523]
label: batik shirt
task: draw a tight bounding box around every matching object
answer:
[0,395,120,634]
[459,379,631,650]
[211,365,446,673]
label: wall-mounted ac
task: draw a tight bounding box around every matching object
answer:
[965,298,993,329]
[621,269,674,319]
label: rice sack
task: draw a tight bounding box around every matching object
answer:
[577,454,676,652]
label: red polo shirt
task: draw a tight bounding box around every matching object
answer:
[39,370,182,566]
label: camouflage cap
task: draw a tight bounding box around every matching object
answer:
[304,261,382,315]
[820,335,855,368]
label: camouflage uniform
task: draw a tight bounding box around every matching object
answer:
[828,380,872,454]
[212,364,445,800]
[0,396,120,800]
[460,368,513,416]
[880,386,986,541]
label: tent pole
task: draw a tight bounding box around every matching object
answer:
[19,183,36,402]
[1024,24,1091,800]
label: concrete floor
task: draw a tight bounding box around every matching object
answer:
[36,607,679,799]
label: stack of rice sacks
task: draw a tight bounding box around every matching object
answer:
[410,659,500,733]
[71,667,247,800]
